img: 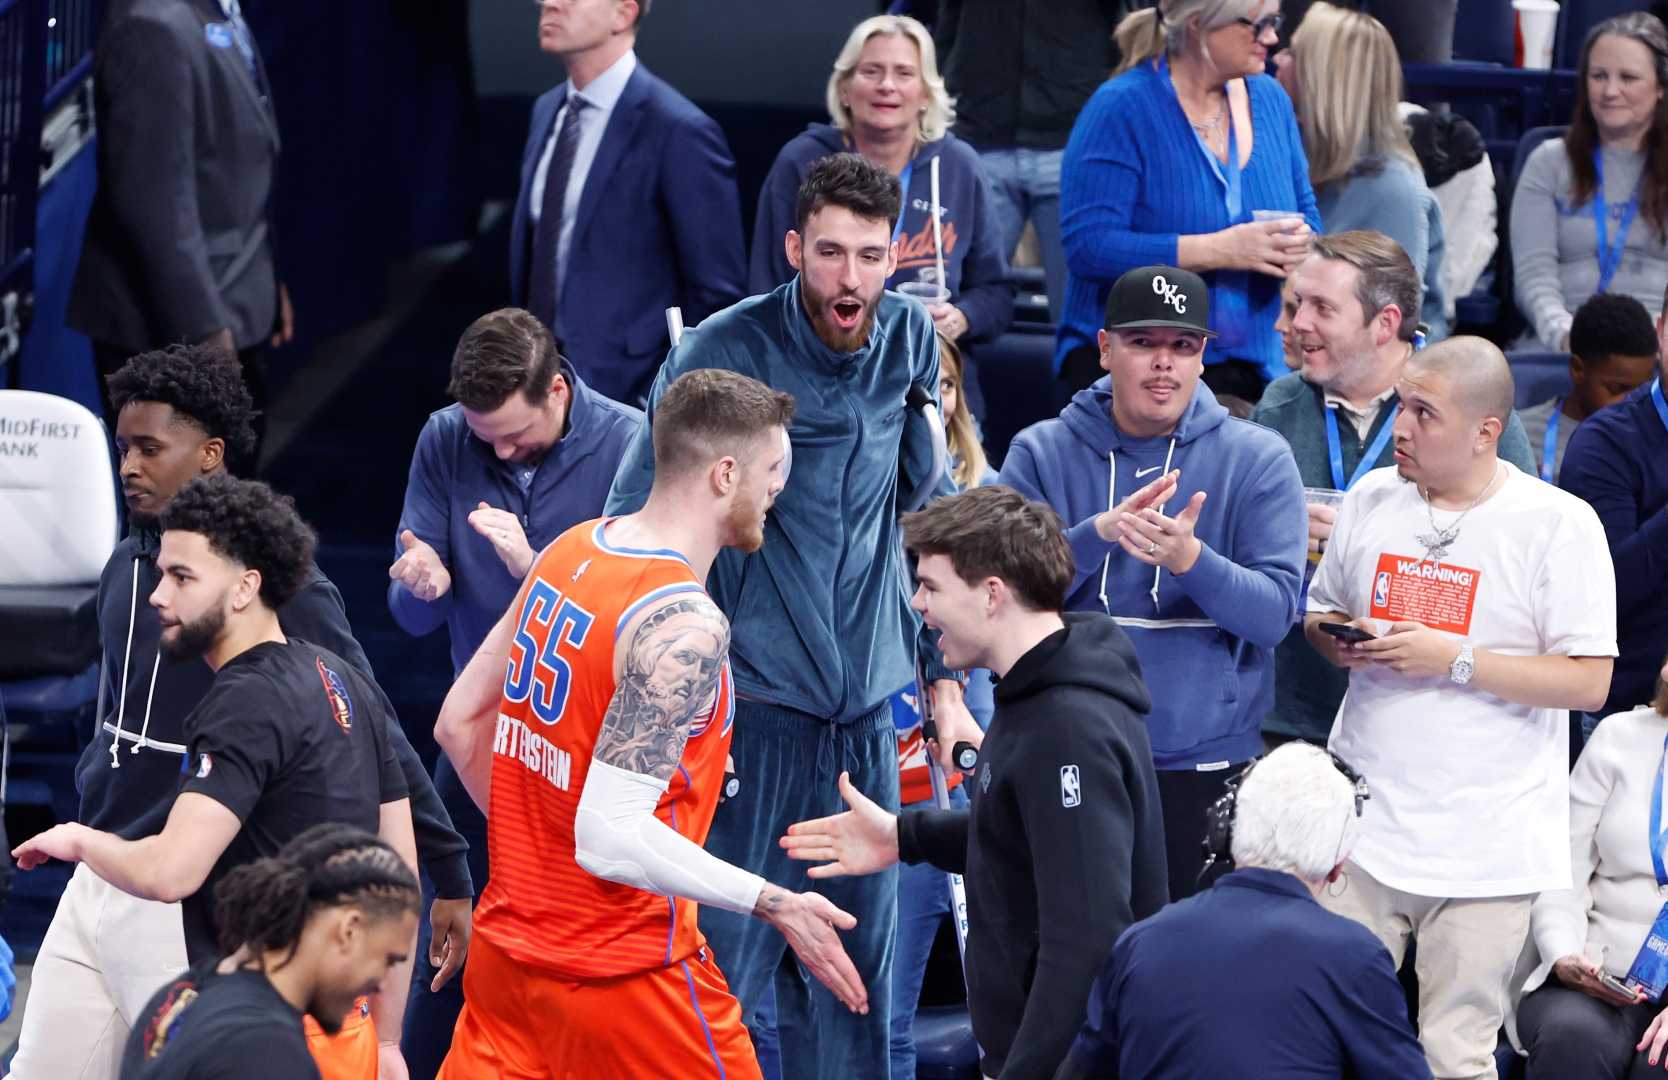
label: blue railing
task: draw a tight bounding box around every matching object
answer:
[0,0,46,300]
[0,0,96,305]
[43,0,95,110]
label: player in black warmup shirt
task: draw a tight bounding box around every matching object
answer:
[120,824,421,1080]
[15,474,418,1077]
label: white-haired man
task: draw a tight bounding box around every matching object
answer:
[1055,744,1432,1080]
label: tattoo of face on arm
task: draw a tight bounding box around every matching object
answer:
[593,595,731,782]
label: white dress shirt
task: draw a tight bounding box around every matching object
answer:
[529,48,638,319]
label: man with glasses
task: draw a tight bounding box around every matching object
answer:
[509,0,746,406]
[1000,264,1308,901]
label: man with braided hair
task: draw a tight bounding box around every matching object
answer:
[15,474,418,1080]
[120,824,423,1080]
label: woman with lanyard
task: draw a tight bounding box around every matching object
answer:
[1511,13,1668,353]
[1510,652,1668,1078]
[1054,0,1319,405]
[748,13,1014,416]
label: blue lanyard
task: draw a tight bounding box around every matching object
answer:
[1653,379,1668,435]
[1650,731,1668,889]
[1160,57,1242,219]
[1539,398,1563,483]
[1324,403,1399,491]
[891,156,916,248]
[1594,149,1643,294]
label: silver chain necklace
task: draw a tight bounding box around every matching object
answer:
[1415,462,1502,563]
[1189,99,1226,136]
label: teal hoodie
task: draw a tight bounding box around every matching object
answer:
[1000,378,1307,769]
[606,278,954,723]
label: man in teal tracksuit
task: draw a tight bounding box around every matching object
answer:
[606,153,977,1080]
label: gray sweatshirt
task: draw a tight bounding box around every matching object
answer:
[1511,138,1666,350]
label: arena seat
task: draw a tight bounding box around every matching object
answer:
[913,1004,981,1080]
[972,322,1060,469]
[0,390,117,813]
[1506,351,1572,409]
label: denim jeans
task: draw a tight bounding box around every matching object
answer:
[891,785,970,1080]
[979,147,1066,324]
[400,756,489,1080]
[700,700,901,1080]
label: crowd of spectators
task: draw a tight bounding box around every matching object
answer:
[14,1,1668,1078]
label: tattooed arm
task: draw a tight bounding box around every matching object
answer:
[574,590,871,1014]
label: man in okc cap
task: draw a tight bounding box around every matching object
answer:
[1000,264,1308,900]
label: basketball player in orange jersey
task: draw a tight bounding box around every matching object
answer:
[431,368,869,1078]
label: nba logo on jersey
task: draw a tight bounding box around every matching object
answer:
[1060,765,1081,808]
[1373,571,1390,609]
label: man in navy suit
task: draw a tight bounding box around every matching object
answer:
[509,0,746,407]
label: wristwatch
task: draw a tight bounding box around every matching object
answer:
[1449,642,1476,685]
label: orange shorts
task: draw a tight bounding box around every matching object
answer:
[303,997,377,1080]
[436,932,761,1080]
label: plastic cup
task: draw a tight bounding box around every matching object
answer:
[1514,0,1558,70]
[1253,209,1304,233]
[1304,487,1345,564]
[898,280,951,307]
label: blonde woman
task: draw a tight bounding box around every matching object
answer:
[1056,0,1319,402]
[1277,3,1448,338]
[749,15,1014,347]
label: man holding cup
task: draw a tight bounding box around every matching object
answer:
[1252,230,1538,749]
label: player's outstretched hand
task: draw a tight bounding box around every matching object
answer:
[427,896,473,991]
[11,822,90,870]
[755,884,868,1014]
[779,772,899,879]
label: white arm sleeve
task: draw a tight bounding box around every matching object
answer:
[575,759,766,916]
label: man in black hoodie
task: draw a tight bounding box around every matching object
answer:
[5,344,471,1080]
[782,485,1168,1080]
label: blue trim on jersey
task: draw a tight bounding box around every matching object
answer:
[720,664,735,737]
[615,581,708,641]
[682,960,729,1080]
[591,518,693,566]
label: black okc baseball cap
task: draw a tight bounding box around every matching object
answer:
[1103,265,1216,337]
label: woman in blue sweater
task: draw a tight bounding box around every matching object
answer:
[1059,0,1320,402]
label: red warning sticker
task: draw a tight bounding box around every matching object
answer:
[1366,554,1481,636]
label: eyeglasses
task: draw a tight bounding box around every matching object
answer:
[1235,13,1283,36]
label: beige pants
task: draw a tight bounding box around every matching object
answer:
[8,863,188,1080]
[1319,860,1530,1080]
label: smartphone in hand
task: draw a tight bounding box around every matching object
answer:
[1318,621,1376,644]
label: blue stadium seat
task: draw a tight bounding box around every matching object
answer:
[1507,350,1572,409]
[1510,126,1567,191]
[973,323,1060,469]
[913,1005,981,1080]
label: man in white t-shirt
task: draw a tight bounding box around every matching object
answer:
[1304,335,1617,1080]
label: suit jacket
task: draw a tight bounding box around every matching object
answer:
[509,61,746,406]
[69,0,280,352]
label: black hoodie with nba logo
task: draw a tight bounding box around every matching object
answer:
[176,637,405,963]
[896,612,1170,1080]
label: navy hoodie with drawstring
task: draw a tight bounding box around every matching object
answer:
[999,378,1307,770]
[749,124,1015,341]
[75,527,473,899]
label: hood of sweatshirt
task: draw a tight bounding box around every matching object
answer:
[995,612,1152,717]
[793,122,953,171]
[1058,375,1230,457]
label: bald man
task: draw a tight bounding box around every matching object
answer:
[1299,337,1617,1080]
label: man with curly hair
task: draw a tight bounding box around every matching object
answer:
[15,474,417,1080]
[3,345,472,1080]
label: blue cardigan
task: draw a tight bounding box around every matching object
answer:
[1057,63,1320,381]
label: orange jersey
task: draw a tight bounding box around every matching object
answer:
[474,518,734,980]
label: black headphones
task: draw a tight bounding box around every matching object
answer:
[1199,750,1369,880]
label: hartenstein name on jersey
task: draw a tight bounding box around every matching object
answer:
[494,713,572,791]
[1392,558,1476,586]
